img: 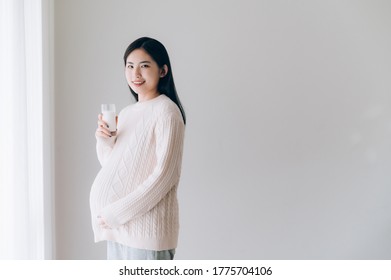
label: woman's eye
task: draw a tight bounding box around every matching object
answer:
[141,64,149,68]
[127,65,133,69]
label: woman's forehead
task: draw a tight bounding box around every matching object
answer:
[126,49,154,63]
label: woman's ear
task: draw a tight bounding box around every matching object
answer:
[160,65,168,78]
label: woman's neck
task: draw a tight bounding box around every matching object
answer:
[138,91,160,102]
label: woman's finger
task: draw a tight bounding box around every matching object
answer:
[97,216,111,229]
[96,127,112,138]
[97,122,110,131]
[97,120,109,128]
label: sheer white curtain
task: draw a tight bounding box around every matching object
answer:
[0,0,45,259]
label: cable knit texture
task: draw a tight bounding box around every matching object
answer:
[90,94,185,251]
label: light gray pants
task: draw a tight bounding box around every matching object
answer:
[107,241,175,260]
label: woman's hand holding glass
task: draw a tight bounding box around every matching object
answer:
[95,114,118,138]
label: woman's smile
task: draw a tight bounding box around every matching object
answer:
[132,80,145,87]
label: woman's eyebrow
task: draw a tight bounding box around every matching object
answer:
[126,61,152,64]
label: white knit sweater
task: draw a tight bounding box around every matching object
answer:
[90,94,185,251]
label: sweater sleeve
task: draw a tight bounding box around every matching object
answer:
[100,111,185,228]
[96,135,117,167]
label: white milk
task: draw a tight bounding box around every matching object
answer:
[101,104,117,132]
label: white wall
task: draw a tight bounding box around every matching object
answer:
[54,0,391,259]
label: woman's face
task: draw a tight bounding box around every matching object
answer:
[125,48,167,101]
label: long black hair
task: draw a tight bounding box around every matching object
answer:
[123,37,186,125]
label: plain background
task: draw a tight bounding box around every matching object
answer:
[53,0,391,259]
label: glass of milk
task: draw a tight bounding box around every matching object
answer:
[101,104,117,132]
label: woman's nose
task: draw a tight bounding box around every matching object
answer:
[134,67,141,78]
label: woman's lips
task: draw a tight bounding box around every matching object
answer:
[132,81,145,87]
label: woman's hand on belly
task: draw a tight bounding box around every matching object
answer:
[97,215,112,229]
